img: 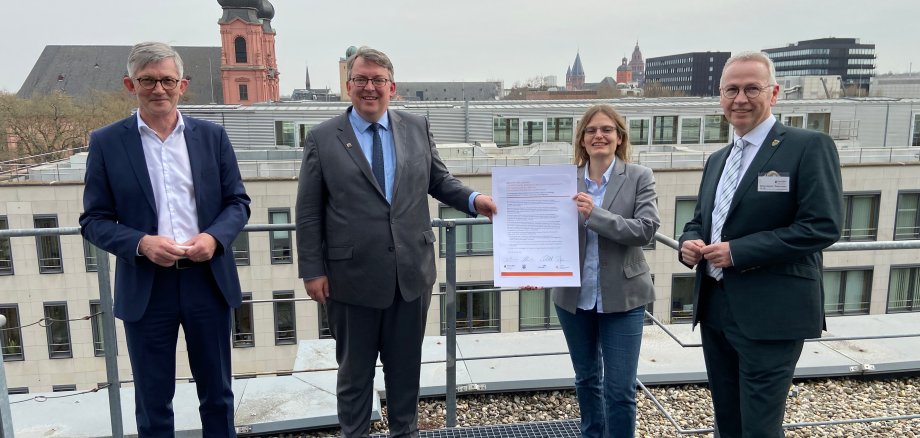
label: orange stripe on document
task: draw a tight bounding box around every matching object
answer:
[500,272,573,277]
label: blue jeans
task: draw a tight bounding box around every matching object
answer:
[556,304,645,438]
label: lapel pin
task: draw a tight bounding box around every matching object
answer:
[345,142,353,149]
[771,139,781,147]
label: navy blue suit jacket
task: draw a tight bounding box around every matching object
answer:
[80,114,251,322]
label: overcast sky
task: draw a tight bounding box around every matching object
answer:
[2,0,917,95]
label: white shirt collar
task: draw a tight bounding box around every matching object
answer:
[734,114,776,147]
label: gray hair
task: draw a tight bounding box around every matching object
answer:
[721,51,776,86]
[126,42,184,79]
[345,46,395,81]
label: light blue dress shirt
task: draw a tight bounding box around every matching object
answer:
[348,109,480,212]
[577,159,617,312]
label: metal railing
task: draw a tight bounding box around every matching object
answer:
[2,222,920,436]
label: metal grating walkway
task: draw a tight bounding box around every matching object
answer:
[371,419,581,438]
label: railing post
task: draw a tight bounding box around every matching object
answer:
[0,315,15,437]
[444,223,458,428]
[94,245,124,437]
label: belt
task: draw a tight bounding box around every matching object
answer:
[174,258,204,270]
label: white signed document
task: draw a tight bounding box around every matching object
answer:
[492,165,581,288]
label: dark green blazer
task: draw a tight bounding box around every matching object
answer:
[679,122,843,340]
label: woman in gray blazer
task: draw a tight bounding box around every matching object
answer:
[552,104,660,438]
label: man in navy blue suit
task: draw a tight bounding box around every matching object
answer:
[80,41,250,437]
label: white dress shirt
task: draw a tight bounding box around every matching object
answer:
[137,111,200,243]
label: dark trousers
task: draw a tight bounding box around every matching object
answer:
[123,263,235,438]
[325,291,430,438]
[700,277,803,438]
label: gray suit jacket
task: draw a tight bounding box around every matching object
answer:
[295,108,475,309]
[552,161,660,314]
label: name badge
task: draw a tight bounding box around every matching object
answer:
[758,171,789,192]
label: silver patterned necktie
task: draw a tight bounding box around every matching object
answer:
[708,138,747,280]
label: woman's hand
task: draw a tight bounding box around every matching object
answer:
[574,192,594,219]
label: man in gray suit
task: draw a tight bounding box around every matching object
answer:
[679,51,843,437]
[295,46,497,438]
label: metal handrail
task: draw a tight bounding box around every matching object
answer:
[2,222,920,436]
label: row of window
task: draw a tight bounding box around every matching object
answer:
[847,69,876,76]
[773,59,830,68]
[848,48,875,56]
[767,48,831,58]
[0,301,107,361]
[776,69,831,76]
[0,210,295,276]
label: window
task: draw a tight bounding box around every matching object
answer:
[83,239,98,272]
[273,291,296,345]
[274,121,296,147]
[268,209,293,264]
[521,120,544,145]
[239,84,249,101]
[652,116,678,145]
[318,303,332,339]
[0,305,23,361]
[888,266,920,313]
[912,114,920,146]
[519,288,560,330]
[493,118,519,147]
[783,115,804,128]
[232,232,250,266]
[89,301,108,356]
[439,206,492,257]
[674,198,698,240]
[440,283,500,334]
[8,387,28,395]
[52,385,76,392]
[44,303,72,358]
[34,215,63,274]
[670,275,695,323]
[842,193,880,241]
[629,119,650,145]
[546,117,574,143]
[233,293,254,347]
[823,269,872,316]
[234,36,247,63]
[806,113,831,134]
[0,216,12,275]
[703,115,729,144]
[894,192,920,240]
[680,118,701,144]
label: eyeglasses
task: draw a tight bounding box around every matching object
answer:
[135,77,180,90]
[584,126,617,136]
[720,85,774,99]
[350,77,391,88]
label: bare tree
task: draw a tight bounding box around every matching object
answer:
[0,90,135,162]
[642,80,687,98]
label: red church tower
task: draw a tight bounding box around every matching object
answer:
[217,0,280,104]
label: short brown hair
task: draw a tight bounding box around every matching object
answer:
[345,46,395,81]
[573,104,631,167]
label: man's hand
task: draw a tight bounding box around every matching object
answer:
[181,233,218,263]
[304,276,330,304]
[701,242,733,268]
[474,194,498,220]
[680,239,705,266]
[139,235,186,267]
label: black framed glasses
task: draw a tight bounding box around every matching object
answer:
[720,84,774,99]
[135,77,180,90]
[350,77,391,88]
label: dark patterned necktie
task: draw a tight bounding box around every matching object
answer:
[370,123,385,193]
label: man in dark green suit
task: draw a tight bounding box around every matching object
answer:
[679,51,843,437]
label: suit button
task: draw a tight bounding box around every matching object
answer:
[388,246,395,252]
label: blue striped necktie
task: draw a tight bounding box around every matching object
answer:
[370,123,385,194]
[708,138,747,280]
